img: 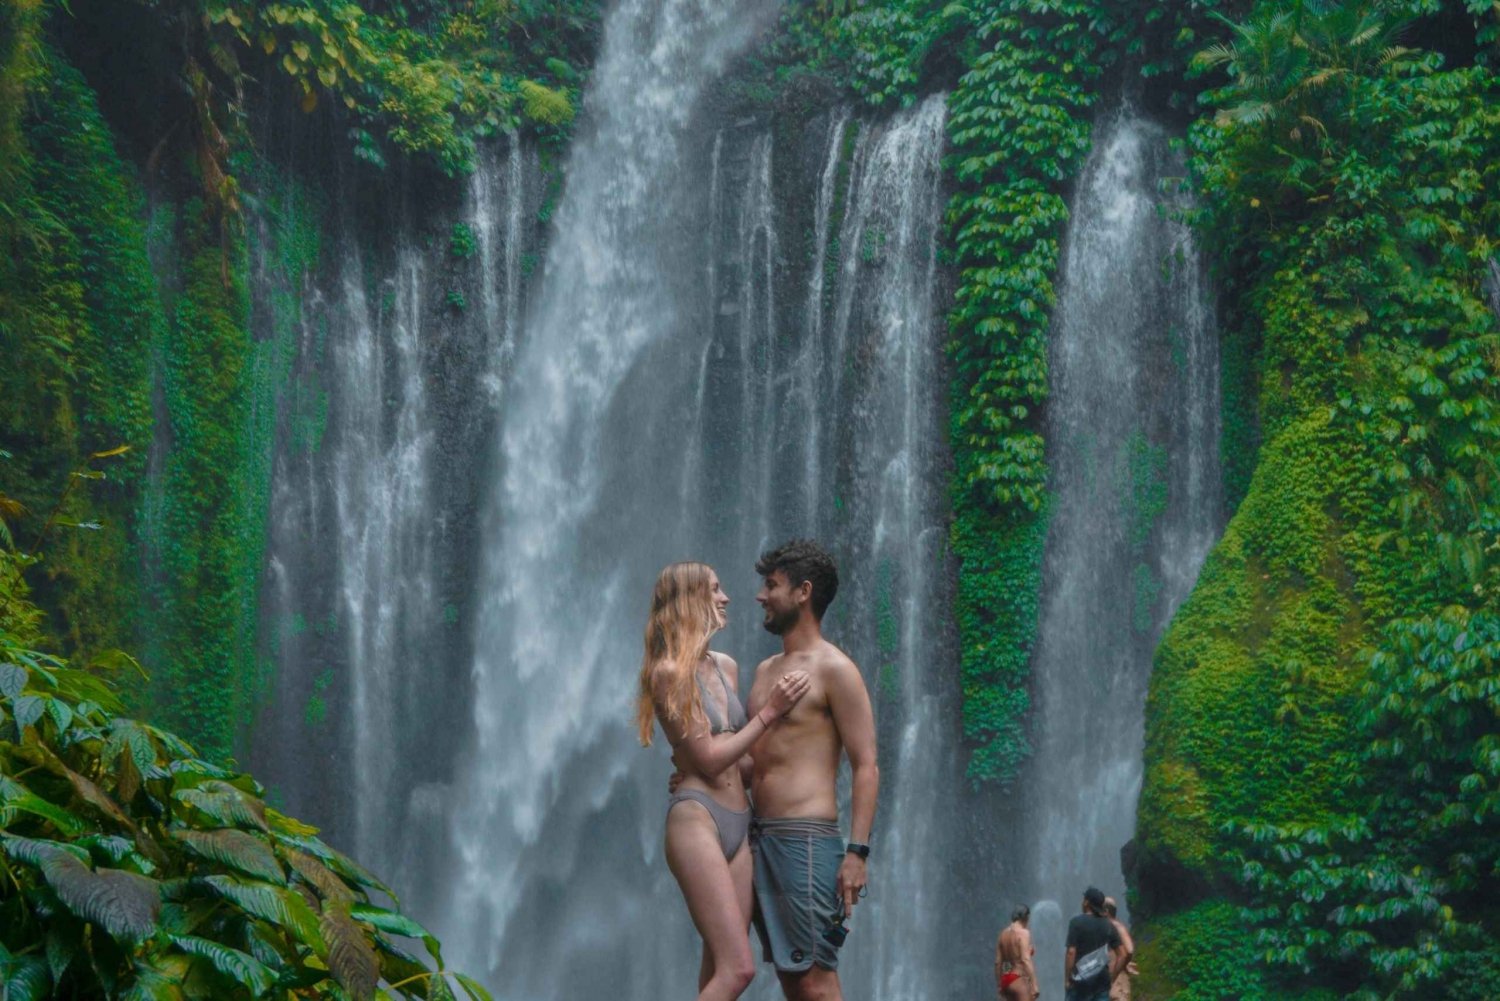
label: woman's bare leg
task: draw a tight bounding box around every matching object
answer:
[666,804,756,1001]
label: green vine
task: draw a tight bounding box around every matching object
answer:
[944,0,1101,784]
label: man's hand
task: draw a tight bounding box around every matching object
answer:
[667,769,685,794]
[836,854,867,916]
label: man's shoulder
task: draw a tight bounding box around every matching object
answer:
[813,641,859,677]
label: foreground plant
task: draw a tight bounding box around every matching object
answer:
[0,555,486,1000]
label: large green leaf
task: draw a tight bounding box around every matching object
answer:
[0,663,27,698]
[1,955,51,1001]
[174,782,269,832]
[171,828,286,884]
[280,845,354,903]
[44,919,79,983]
[0,775,87,836]
[170,935,276,997]
[373,937,434,994]
[350,903,431,941]
[118,960,187,1001]
[274,833,393,899]
[12,694,43,732]
[199,875,324,952]
[322,904,379,1001]
[9,837,161,941]
[105,720,157,773]
[4,834,92,865]
[453,973,494,1001]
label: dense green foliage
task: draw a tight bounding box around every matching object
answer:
[0,546,483,999]
[1136,2,1500,996]
[1,0,602,757]
[0,35,161,666]
[178,0,594,174]
[944,0,1100,783]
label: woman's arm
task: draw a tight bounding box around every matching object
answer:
[1020,928,1039,996]
[654,664,808,778]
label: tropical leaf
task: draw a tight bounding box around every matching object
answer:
[0,662,26,698]
[4,834,92,865]
[1,955,51,1001]
[174,782,270,832]
[281,846,355,903]
[44,697,73,735]
[44,919,79,983]
[12,694,44,731]
[373,937,434,993]
[200,875,325,952]
[170,935,277,996]
[275,833,393,899]
[19,838,161,941]
[453,973,494,1001]
[350,903,431,941]
[265,807,320,837]
[105,719,158,772]
[0,775,87,836]
[322,903,380,1001]
[172,828,286,884]
[118,959,188,1001]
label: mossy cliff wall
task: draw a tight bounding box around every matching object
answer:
[2,18,321,761]
[1133,38,1500,999]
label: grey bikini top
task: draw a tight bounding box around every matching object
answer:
[699,654,748,734]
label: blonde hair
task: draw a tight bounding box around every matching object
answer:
[636,562,719,746]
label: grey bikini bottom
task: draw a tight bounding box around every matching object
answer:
[667,789,751,860]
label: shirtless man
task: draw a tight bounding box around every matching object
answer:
[745,539,879,1001]
[996,905,1039,1000]
[1102,897,1137,1001]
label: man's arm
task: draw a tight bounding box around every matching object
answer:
[1064,946,1076,987]
[1108,924,1129,982]
[827,654,879,915]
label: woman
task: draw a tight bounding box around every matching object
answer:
[996,904,1039,1001]
[636,561,810,1001]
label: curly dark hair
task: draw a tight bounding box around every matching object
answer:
[755,539,839,619]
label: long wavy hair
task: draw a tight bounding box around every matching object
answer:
[636,561,720,746]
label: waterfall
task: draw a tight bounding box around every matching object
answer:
[256,138,536,892]
[429,8,957,983]
[1016,110,1223,998]
[259,1,964,993]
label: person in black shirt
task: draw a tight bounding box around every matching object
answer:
[1063,886,1126,1001]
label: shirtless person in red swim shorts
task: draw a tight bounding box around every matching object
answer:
[997,904,1039,1000]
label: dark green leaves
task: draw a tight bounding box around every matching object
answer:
[170,936,277,997]
[322,904,380,1000]
[171,828,286,884]
[200,875,324,952]
[5,836,162,942]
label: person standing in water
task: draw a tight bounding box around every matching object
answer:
[638,562,811,1001]
[996,904,1040,1000]
[746,540,879,1001]
[1102,897,1138,1001]
[1064,886,1126,1001]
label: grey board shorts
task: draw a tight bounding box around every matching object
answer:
[751,817,845,972]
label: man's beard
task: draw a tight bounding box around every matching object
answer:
[761,605,798,635]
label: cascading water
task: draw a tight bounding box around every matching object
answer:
[1015,110,1223,998]
[261,1,965,993]
[425,0,959,981]
[256,141,538,892]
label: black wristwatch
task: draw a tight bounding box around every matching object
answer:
[845,842,870,860]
